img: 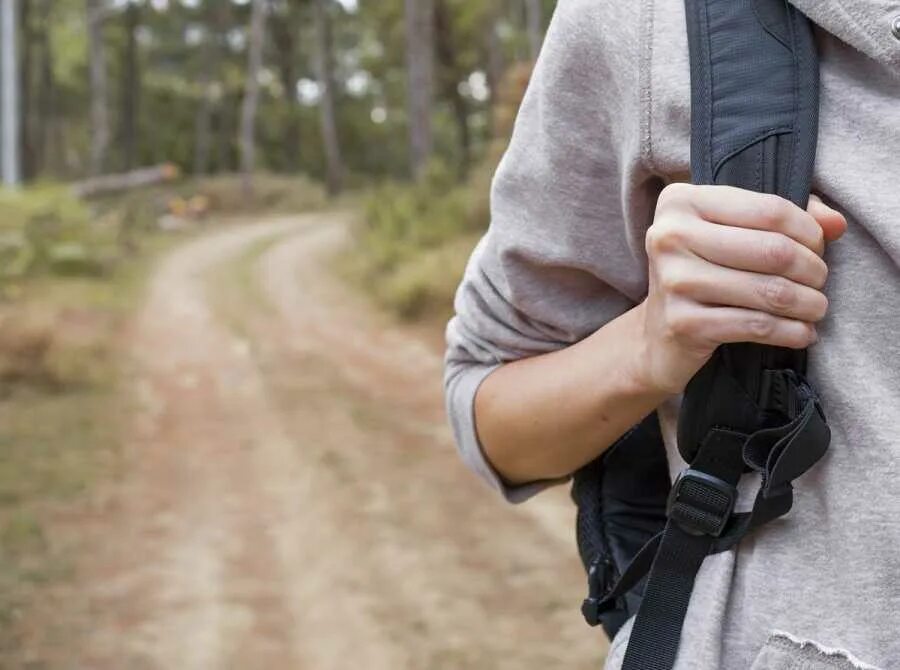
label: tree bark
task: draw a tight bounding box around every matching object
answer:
[404,0,434,179]
[312,0,343,196]
[120,1,140,171]
[434,0,469,175]
[271,12,301,172]
[485,8,505,109]
[36,0,58,176]
[19,0,36,180]
[86,0,110,177]
[1,0,21,186]
[193,30,216,175]
[524,0,543,62]
[239,0,266,196]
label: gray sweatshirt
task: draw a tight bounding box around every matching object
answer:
[444,0,900,668]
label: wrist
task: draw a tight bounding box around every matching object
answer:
[623,301,681,398]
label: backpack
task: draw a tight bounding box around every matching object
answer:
[571,1,829,668]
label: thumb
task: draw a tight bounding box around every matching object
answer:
[808,194,848,243]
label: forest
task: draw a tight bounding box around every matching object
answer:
[1,0,556,317]
[0,3,616,669]
[5,0,552,186]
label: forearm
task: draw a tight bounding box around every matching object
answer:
[474,302,670,486]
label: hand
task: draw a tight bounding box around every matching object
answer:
[636,183,848,395]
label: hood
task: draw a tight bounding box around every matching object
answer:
[790,0,900,70]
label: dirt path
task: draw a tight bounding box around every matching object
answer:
[42,214,607,668]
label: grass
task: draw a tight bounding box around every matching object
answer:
[0,230,174,654]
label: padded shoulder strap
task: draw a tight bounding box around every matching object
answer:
[611,3,827,670]
[685,0,819,206]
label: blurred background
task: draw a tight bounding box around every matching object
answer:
[0,0,610,668]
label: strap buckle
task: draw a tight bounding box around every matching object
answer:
[667,469,736,537]
[581,554,619,626]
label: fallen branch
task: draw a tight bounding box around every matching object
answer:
[72,163,181,199]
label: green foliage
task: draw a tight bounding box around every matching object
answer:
[343,157,493,319]
[0,187,114,284]
[343,60,535,321]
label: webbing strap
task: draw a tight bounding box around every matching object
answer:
[611,1,824,666]
[612,392,826,669]
[620,525,712,670]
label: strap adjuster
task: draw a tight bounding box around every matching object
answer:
[667,469,736,537]
[581,555,619,626]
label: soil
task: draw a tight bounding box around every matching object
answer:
[13,214,607,669]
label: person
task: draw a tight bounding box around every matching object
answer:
[443,0,900,668]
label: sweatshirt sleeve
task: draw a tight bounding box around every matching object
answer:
[443,0,665,503]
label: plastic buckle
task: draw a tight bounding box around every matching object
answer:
[666,469,737,538]
[581,555,618,627]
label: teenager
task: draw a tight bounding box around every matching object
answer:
[444,0,900,667]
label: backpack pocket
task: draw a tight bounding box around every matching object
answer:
[750,632,883,670]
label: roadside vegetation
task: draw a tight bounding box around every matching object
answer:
[0,175,324,655]
[341,65,532,322]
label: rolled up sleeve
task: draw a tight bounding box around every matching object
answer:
[443,0,665,502]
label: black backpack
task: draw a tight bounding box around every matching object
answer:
[571,1,829,668]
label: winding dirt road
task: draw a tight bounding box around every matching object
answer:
[30,214,607,668]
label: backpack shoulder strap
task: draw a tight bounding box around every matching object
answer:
[594,2,829,668]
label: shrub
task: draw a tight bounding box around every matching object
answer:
[0,186,114,285]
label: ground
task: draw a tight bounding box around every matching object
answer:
[10,213,607,669]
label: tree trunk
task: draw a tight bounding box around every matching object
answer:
[19,0,36,180]
[120,1,140,170]
[312,0,343,196]
[86,0,110,177]
[239,0,266,196]
[193,30,216,175]
[485,9,505,108]
[35,0,55,175]
[434,0,469,175]
[404,0,434,179]
[1,0,21,186]
[524,0,543,62]
[271,13,301,172]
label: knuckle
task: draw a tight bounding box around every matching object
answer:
[746,313,775,339]
[762,235,796,273]
[657,182,692,210]
[667,311,695,339]
[658,268,691,296]
[759,276,796,311]
[646,221,686,256]
[757,194,792,229]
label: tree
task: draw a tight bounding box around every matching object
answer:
[270,4,302,172]
[312,0,344,196]
[1,0,21,186]
[239,0,267,195]
[524,0,543,61]
[434,0,470,174]
[121,0,141,170]
[194,2,224,176]
[87,0,110,176]
[404,0,434,179]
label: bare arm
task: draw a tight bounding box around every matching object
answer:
[476,184,847,486]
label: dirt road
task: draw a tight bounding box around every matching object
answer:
[30,214,607,669]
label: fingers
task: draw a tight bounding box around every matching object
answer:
[662,257,828,322]
[660,184,825,255]
[670,302,817,350]
[681,223,829,289]
[807,194,848,243]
